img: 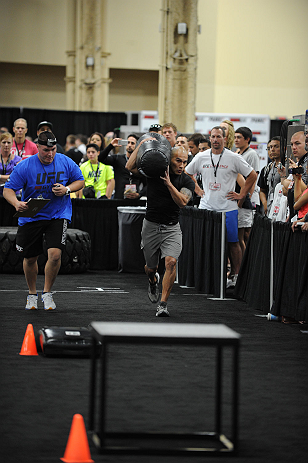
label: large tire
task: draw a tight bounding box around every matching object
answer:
[0,227,91,274]
[59,229,91,274]
[0,227,23,274]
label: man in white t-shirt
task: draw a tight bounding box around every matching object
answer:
[185,126,257,288]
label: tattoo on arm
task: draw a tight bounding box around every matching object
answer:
[180,187,192,201]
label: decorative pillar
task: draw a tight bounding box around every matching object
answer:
[65,0,111,111]
[65,0,76,110]
[158,0,198,133]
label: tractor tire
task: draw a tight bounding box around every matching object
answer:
[0,227,91,274]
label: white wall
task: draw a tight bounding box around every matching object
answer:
[0,63,66,109]
[197,0,308,118]
[105,0,161,70]
[0,0,67,66]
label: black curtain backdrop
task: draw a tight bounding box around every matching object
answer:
[0,197,146,271]
[178,207,226,297]
[117,209,146,273]
[1,197,307,320]
[271,221,308,322]
[0,197,19,226]
[0,106,127,147]
[235,214,308,322]
[235,214,271,312]
[70,199,146,271]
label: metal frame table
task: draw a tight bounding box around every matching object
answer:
[89,322,240,456]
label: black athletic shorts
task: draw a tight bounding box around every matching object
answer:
[16,219,68,258]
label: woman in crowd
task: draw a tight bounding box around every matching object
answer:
[0,132,21,196]
[88,132,105,162]
[293,164,308,220]
[220,120,235,151]
[76,143,115,199]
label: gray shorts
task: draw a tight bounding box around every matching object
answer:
[238,208,254,228]
[141,219,182,269]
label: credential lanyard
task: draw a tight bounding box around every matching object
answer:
[210,148,224,184]
[90,162,99,182]
[1,153,11,175]
[14,140,26,158]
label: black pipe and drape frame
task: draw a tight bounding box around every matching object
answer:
[1,197,307,321]
[0,106,127,147]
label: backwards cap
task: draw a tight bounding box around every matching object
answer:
[37,131,57,147]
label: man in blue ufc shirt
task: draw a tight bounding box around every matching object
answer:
[3,131,84,311]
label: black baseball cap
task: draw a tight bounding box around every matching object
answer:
[37,121,53,131]
[149,124,162,131]
[37,131,57,147]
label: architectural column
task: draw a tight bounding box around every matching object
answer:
[65,0,76,110]
[66,0,111,111]
[158,0,198,133]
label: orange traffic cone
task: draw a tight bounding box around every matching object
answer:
[61,414,94,463]
[19,324,38,356]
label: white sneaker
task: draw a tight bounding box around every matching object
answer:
[226,274,238,289]
[156,304,170,317]
[25,294,38,310]
[41,292,56,311]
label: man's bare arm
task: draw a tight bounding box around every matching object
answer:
[226,170,258,202]
[161,168,192,208]
[3,188,28,212]
[185,171,204,197]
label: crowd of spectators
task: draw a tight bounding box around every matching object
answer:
[1,117,307,322]
[1,118,307,224]
[1,120,307,228]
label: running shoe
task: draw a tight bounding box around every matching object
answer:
[42,292,56,311]
[148,272,160,303]
[156,304,170,317]
[226,274,238,289]
[25,294,38,310]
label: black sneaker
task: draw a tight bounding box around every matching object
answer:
[148,272,160,303]
[156,304,170,317]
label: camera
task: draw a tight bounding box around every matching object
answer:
[118,139,128,146]
[289,166,304,175]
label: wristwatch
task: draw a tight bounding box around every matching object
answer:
[65,186,71,196]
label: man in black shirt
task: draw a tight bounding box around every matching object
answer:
[279,131,308,220]
[126,142,195,317]
[99,134,146,199]
[37,121,64,154]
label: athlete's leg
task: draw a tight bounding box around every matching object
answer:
[43,247,62,293]
[238,227,245,260]
[160,256,177,303]
[144,264,158,283]
[23,256,39,294]
[228,241,242,275]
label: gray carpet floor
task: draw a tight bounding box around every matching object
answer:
[0,270,307,463]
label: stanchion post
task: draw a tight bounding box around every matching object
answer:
[220,212,226,299]
[209,212,230,301]
[269,219,274,311]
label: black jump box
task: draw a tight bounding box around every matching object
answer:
[39,326,99,357]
